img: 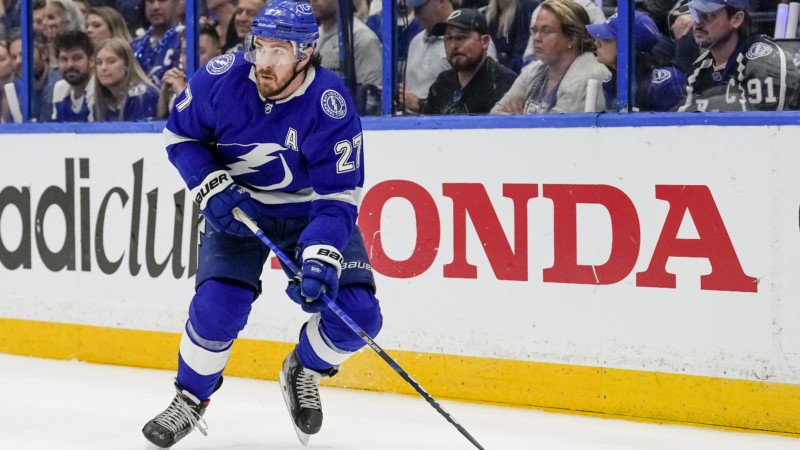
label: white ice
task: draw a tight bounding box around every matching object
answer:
[0,353,797,449]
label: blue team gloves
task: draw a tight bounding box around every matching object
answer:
[191,170,259,237]
[285,277,325,313]
[285,244,343,312]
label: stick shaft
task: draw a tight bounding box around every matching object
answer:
[232,208,485,450]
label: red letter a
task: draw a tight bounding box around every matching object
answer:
[636,185,757,293]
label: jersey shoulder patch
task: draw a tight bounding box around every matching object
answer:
[651,68,673,84]
[746,42,773,60]
[206,54,236,75]
[320,89,348,119]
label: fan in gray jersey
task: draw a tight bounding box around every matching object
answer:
[678,0,800,112]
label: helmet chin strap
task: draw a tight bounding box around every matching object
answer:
[266,60,306,99]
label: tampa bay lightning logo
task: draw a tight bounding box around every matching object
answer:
[746,42,772,60]
[651,69,672,84]
[296,3,313,15]
[222,143,293,189]
[321,89,347,119]
[207,54,235,75]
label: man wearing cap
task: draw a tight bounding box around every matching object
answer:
[678,0,800,111]
[422,8,516,114]
[398,0,497,114]
[586,11,686,112]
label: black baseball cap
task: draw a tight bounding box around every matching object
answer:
[432,9,488,36]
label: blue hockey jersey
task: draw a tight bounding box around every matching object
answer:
[98,81,159,121]
[131,26,183,87]
[163,54,365,251]
[51,79,93,122]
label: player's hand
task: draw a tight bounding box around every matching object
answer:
[285,277,326,313]
[298,244,343,302]
[192,170,259,236]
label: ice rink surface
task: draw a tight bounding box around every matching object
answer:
[1,352,797,450]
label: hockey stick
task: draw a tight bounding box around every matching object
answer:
[232,208,485,450]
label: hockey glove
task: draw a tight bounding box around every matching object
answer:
[191,170,259,237]
[299,244,343,303]
[285,277,326,313]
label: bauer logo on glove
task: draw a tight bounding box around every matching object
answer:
[193,171,231,207]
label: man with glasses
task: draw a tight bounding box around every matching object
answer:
[678,0,800,111]
[423,8,515,114]
[143,0,382,448]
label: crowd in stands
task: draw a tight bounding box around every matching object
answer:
[0,0,798,122]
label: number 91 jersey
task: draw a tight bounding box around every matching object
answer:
[163,53,365,250]
[679,36,800,112]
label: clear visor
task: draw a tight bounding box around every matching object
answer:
[244,35,299,66]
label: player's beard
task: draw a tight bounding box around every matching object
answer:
[255,63,301,99]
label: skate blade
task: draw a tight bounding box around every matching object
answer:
[279,371,311,446]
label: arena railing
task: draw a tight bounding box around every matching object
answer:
[3,0,800,132]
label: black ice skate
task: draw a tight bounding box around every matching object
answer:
[142,379,221,449]
[279,349,338,445]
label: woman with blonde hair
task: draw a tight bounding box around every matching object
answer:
[92,37,158,121]
[482,0,540,73]
[85,7,134,46]
[491,0,608,114]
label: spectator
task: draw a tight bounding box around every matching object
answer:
[399,0,456,113]
[93,36,158,121]
[226,0,266,53]
[0,39,12,121]
[43,0,85,38]
[86,6,133,47]
[156,25,220,119]
[73,0,90,18]
[522,0,604,64]
[491,0,608,114]
[113,0,147,35]
[586,11,686,112]
[311,0,382,115]
[0,0,46,38]
[198,23,222,67]
[202,0,236,51]
[33,0,48,34]
[43,0,86,67]
[365,2,423,61]
[424,8,516,114]
[0,0,19,38]
[130,0,182,87]
[0,39,11,85]
[678,0,800,111]
[51,29,94,121]
[400,0,498,114]
[8,29,63,121]
[482,0,540,73]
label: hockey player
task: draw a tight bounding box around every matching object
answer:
[678,0,800,112]
[141,0,383,448]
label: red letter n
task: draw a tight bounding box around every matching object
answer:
[443,184,538,281]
